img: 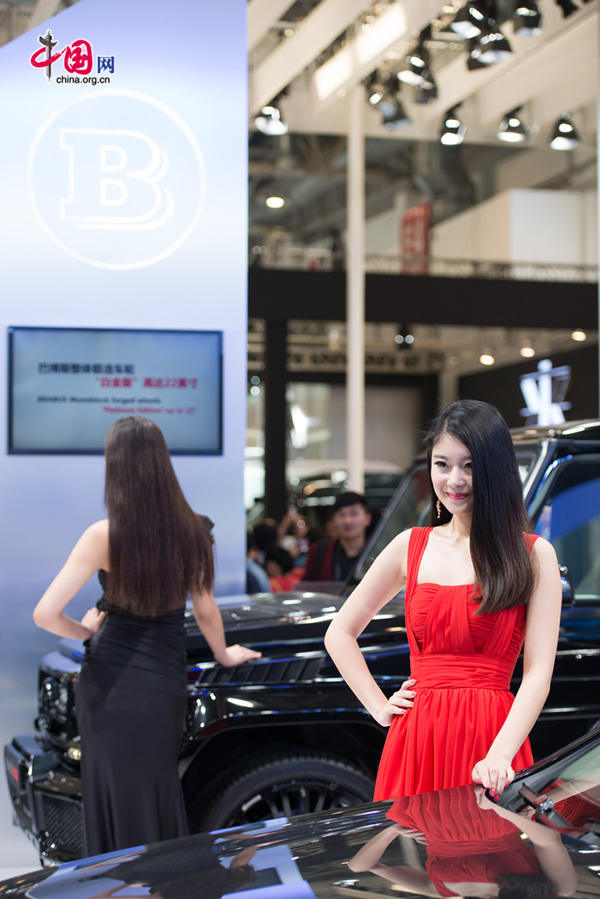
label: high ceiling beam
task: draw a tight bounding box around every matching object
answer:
[249,0,374,116]
[313,0,441,104]
[28,0,63,29]
[247,0,295,53]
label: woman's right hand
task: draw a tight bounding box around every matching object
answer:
[374,679,416,727]
[218,644,262,667]
[80,607,106,635]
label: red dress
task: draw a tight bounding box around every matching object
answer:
[374,527,535,799]
[388,788,541,898]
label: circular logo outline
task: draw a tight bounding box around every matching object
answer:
[27,88,206,270]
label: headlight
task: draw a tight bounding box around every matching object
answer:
[38,675,68,724]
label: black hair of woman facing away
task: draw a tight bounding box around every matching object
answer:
[33,416,260,856]
[325,399,562,800]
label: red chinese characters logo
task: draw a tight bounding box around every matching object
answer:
[30,30,93,80]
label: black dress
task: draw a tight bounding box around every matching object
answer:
[75,572,189,856]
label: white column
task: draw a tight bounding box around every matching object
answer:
[438,370,459,409]
[346,84,365,492]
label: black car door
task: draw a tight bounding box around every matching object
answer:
[527,454,600,753]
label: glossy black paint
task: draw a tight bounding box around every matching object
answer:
[2,727,600,898]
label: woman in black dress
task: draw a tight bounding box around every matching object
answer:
[34,416,260,855]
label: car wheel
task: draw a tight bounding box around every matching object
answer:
[190,751,375,832]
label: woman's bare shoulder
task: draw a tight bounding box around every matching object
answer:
[77,520,110,567]
[379,528,413,570]
[84,519,109,541]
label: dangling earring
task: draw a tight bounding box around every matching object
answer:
[436,499,441,520]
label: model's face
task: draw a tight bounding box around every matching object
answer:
[431,431,473,518]
[333,503,371,539]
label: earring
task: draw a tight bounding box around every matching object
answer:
[436,500,441,520]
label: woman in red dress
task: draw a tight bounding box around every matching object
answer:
[325,400,562,798]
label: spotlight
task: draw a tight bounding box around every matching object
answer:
[265,196,285,209]
[480,352,495,366]
[497,107,528,142]
[466,37,490,68]
[512,1,542,35]
[414,76,438,104]
[549,114,580,150]
[440,106,466,146]
[366,75,404,121]
[555,0,579,16]
[382,97,412,130]
[450,2,488,38]
[365,73,386,106]
[520,342,536,358]
[255,103,288,136]
[473,23,512,65]
[571,329,587,341]
[397,46,434,87]
[395,324,415,349]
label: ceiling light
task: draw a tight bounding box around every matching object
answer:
[365,72,386,106]
[497,107,529,142]
[520,343,536,358]
[382,97,412,130]
[466,37,490,68]
[571,329,587,341]
[474,23,512,65]
[395,324,415,349]
[397,50,432,86]
[365,75,402,120]
[440,106,466,146]
[414,76,438,104]
[549,114,580,150]
[512,1,542,35]
[265,196,285,209]
[450,2,488,39]
[254,104,288,136]
[555,0,579,17]
[480,352,495,366]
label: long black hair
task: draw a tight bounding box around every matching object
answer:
[104,416,214,616]
[424,400,534,613]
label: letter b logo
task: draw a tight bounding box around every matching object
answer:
[29,90,205,269]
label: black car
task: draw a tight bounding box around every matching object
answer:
[2,724,600,898]
[5,420,600,863]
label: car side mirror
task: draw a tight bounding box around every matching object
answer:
[559,564,575,606]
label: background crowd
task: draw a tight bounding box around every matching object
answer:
[245,491,373,593]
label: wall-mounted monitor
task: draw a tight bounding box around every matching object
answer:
[8,326,223,455]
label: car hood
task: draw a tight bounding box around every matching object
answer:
[49,592,405,668]
[4,727,600,898]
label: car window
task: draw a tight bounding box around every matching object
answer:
[534,457,600,602]
[357,466,431,575]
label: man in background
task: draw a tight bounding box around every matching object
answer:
[302,492,371,584]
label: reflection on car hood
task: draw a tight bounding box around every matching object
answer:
[198,591,347,630]
[3,755,599,899]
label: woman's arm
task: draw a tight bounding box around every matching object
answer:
[33,520,109,640]
[324,530,413,726]
[472,538,562,794]
[191,590,261,667]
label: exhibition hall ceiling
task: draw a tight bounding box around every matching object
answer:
[5,0,597,373]
[247,0,597,243]
[7,1,597,248]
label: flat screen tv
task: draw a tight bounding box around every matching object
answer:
[8,326,223,455]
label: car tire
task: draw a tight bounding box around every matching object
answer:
[189,751,375,832]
